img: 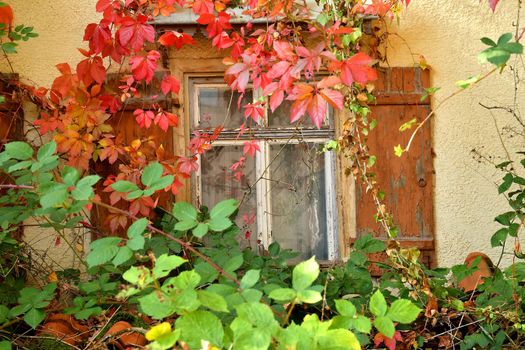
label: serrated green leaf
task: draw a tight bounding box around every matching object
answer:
[112,180,140,193]
[175,311,224,349]
[335,299,356,317]
[210,199,238,219]
[292,256,319,291]
[297,289,322,304]
[112,246,133,266]
[198,290,229,312]
[386,299,421,323]
[141,162,163,187]
[192,223,208,238]
[40,184,68,208]
[369,290,387,317]
[174,220,198,231]
[152,254,186,278]
[374,316,395,338]
[208,216,232,231]
[269,288,296,302]
[24,308,45,329]
[5,142,33,160]
[86,237,122,267]
[240,269,260,289]
[172,202,197,221]
[37,141,57,161]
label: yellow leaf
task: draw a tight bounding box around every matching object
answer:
[48,271,58,283]
[146,322,172,341]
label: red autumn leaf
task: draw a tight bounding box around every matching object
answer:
[243,140,260,158]
[268,61,291,79]
[134,109,155,128]
[191,0,214,14]
[117,15,155,52]
[374,331,403,350]
[212,31,235,49]
[273,40,295,60]
[129,50,160,84]
[230,156,245,171]
[84,20,112,54]
[161,75,181,95]
[197,12,232,38]
[51,63,79,100]
[77,56,106,87]
[158,31,195,49]
[153,0,178,16]
[155,110,179,131]
[295,43,326,77]
[225,54,254,92]
[270,88,285,112]
[179,156,199,174]
[0,4,13,31]
[488,0,500,11]
[34,111,64,134]
[331,52,377,87]
[96,0,112,12]
[243,102,264,123]
[288,83,343,128]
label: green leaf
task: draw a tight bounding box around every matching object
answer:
[139,291,177,319]
[175,310,224,349]
[394,144,404,157]
[349,315,372,334]
[172,202,198,221]
[112,246,133,267]
[386,299,421,323]
[152,254,186,278]
[174,220,198,231]
[5,142,33,160]
[223,254,243,273]
[112,180,139,193]
[318,329,361,350]
[374,316,395,338]
[499,173,513,193]
[292,256,319,291]
[369,290,387,317]
[236,302,276,328]
[491,228,508,247]
[354,234,386,253]
[456,75,480,89]
[128,218,148,238]
[24,308,45,329]
[0,340,11,350]
[37,141,57,161]
[86,237,122,268]
[2,42,17,53]
[497,32,513,45]
[198,290,229,313]
[399,118,417,132]
[210,199,238,219]
[192,223,208,238]
[208,216,232,231]
[234,328,272,350]
[240,269,260,289]
[297,289,322,304]
[481,37,497,47]
[269,288,296,302]
[40,184,68,208]
[72,175,100,200]
[141,162,163,187]
[335,299,356,317]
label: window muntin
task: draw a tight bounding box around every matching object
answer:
[190,76,338,261]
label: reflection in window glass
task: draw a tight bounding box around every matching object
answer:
[197,87,253,129]
[268,143,329,260]
[200,145,258,249]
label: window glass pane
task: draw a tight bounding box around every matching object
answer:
[197,87,253,129]
[200,145,258,250]
[268,142,330,260]
[269,100,333,128]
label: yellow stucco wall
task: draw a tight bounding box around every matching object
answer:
[388,0,525,266]
[2,0,523,268]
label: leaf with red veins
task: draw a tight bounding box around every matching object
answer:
[34,111,64,134]
[84,21,112,54]
[117,15,155,52]
[243,102,264,123]
[243,140,260,158]
[230,32,245,60]
[330,52,378,87]
[130,197,154,217]
[373,331,403,350]
[268,61,291,79]
[319,87,344,110]
[488,0,500,11]
[317,75,341,89]
[77,56,106,87]
[129,50,160,84]
[158,31,195,49]
[197,12,232,38]
[161,75,181,95]
[191,0,214,15]
[153,0,177,16]
[288,83,342,128]
[270,89,285,112]
[51,63,79,100]
[100,94,122,113]
[273,40,295,60]
[362,0,393,16]
[96,0,112,12]
[99,137,124,164]
[134,109,155,128]
[179,156,199,174]
[212,31,235,49]
[295,43,325,78]
[155,110,179,131]
[226,62,250,93]
[189,131,212,154]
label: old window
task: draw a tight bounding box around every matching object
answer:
[188,76,339,261]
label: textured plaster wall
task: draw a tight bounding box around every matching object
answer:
[0,0,99,269]
[387,0,525,266]
[1,0,523,268]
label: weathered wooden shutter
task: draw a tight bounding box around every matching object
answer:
[355,67,435,268]
[91,76,174,237]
